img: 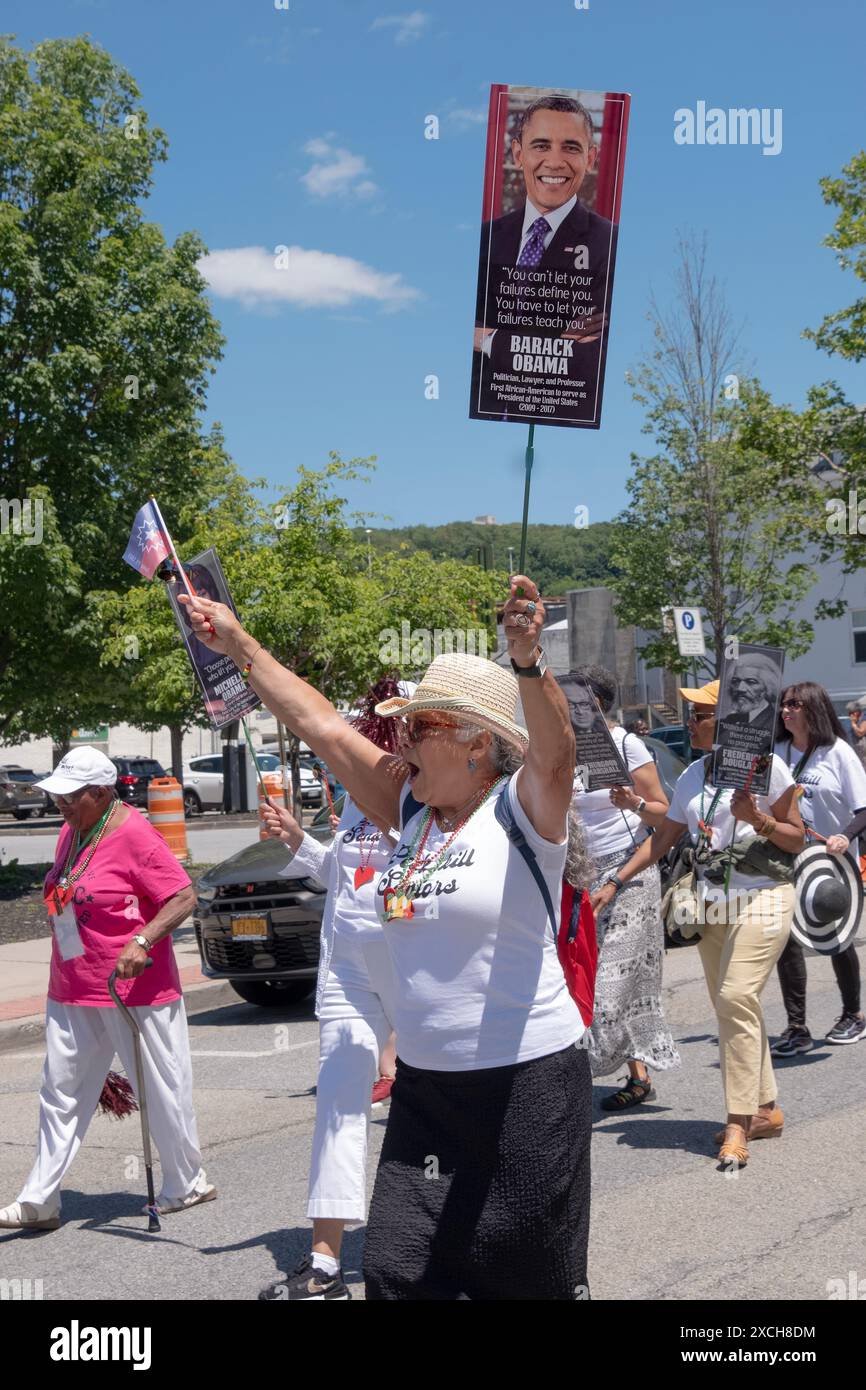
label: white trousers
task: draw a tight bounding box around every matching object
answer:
[17,997,203,1211]
[307,932,396,1222]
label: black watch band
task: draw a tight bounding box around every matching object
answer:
[510,646,547,679]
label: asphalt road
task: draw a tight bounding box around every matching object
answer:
[1,942,865,1302]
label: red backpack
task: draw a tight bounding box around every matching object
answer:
[493,794,599,1027]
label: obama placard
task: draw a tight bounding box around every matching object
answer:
[470,84,630,429]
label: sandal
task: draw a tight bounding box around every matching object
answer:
[717,1124,749,1168]
[600,1074,656,1111]
[713,1107,784,1145]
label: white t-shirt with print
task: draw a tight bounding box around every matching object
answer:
[667,753,795,904]
[375,769,582,1072]
[289,794,393,938]
[572,725,654,859]
[774,737,866,844]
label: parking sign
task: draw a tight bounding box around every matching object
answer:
[672,607,705,657]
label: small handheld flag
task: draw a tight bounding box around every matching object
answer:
[123,497,269,801]
[123,501,171,579]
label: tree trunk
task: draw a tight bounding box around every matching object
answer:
[169,724,184,782]
[51,734,72,768]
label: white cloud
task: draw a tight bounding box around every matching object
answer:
[198,246,419,312]
[447,107,487,128]
[370,11,430,44]
[301,138,378,200]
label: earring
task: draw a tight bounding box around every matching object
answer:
[468,758,477,772]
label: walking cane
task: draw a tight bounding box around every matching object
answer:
[107,961,161,1233]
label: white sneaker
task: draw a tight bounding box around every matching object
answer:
[141,1169,217,1216]
[0,1199,61,1231]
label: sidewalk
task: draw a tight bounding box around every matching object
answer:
[0,921,238,1052]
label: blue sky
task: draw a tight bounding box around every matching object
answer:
[8,0,866,529]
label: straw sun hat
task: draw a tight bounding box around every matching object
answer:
[374,652,529,752]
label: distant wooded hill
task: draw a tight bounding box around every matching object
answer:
[360,521,620,596]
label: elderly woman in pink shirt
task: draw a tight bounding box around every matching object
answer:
[0,747,214,1232]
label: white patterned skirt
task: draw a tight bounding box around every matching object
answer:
[587,848,681,1078]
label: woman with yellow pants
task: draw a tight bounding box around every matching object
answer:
[591,680,805,1168]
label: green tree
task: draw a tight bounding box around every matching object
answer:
[96,455,502,813]
[0,35,225,745]
[804,151,866,363]
[359,520,619,596]
[611,238,819,679]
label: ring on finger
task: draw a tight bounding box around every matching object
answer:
[513,613,531,627]
[524,600,537,616]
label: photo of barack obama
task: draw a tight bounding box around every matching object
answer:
[470,87,629,429]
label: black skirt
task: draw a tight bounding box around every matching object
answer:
[363,1043,592,1301]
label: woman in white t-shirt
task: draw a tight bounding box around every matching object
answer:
[256,678,411,1303]
[180,575,589,1301]
[772,681,866,1054]
[560,666,680,1107]
[591,678,805,1169]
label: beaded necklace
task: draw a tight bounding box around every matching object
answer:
[383,776,506,921]
[49,801,118,913]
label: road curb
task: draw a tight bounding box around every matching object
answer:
[0,979,244,1055]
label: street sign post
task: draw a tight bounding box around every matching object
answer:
[672,607,706,658]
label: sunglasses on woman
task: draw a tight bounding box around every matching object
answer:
[53,786,90,806]
[780,699,803,711]
[398,715,464,746]
[687,707,716,723]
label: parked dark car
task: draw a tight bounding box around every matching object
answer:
[647,724,690,761]
[642,736,687,803]
[111,756,167,807]
[193,795,345,1007]
[0,766,51,819]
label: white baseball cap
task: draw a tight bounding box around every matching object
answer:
[36,746,117,795]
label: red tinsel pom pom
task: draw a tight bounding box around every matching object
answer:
[96,1070,138,1119]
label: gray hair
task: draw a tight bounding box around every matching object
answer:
[565,808,596,893]
[454,723,524,776]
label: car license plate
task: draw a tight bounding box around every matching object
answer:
[231,914,270,940]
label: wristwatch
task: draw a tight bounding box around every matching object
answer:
[132,934,151,953]
[609,874,625,892]
[511,646,548,679]
[635,797,647,814]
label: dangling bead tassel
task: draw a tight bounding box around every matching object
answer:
[96,1070,138,1119]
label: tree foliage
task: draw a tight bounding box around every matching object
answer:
[0,35,225,742]
[804,151,866,363]
[360,519,618,597]
[610,237,821,679]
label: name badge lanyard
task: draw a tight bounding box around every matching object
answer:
[786,742,819,839]
[46,802,116,917]
[693,776,725,896]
